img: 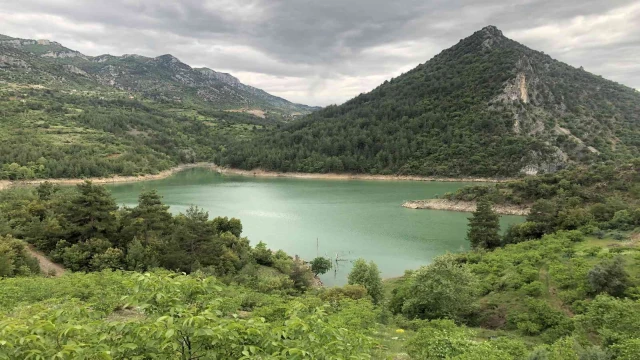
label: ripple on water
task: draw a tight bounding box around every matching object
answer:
[240,210,300,220]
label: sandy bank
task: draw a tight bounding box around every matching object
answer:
[0,163,513,191]
[0,163,218,190]
[213,167,511,183]
[402,199,530,216]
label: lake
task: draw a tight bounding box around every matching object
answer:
[107,168,523,285]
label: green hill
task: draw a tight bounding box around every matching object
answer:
[218,26,640,177]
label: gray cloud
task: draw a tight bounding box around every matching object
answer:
[0,0,639,105]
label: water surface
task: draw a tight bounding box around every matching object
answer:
[107,169,523,285]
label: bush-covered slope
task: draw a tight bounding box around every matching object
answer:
[218,26,640,177]
[0,82,277,179]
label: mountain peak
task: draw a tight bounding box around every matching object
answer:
[481,25,504,38]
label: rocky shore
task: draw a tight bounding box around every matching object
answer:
[402,199,530,216]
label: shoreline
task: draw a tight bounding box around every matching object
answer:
[0,163,514,191]
[0,163,217,191]
[402,199,530,216]
[212,167,512,183]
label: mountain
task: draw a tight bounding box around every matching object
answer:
[219,26,640,177]
[0,34,317,118]
[0,34,316,180]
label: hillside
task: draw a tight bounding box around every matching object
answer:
[218,26,640,177]
[0,34,316,118]
[0,34,318,180]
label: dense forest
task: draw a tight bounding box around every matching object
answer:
[217,27,640,177]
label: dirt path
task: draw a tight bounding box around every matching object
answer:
[25,245,65,277]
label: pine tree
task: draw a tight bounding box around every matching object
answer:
[467,198,501,249]
[66,181,118,242]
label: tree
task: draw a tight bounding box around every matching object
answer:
[124,189,173,246]
[395,254,478,321]
[0,235,40,277]
[467,198,501,249]
[252,241,274,266]
[588,256,631,297]
[310,256,332,276]
[348,259,383,304]
[65,181,118,242]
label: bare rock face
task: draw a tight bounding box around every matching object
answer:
[0,39,36,47]
[41,51,86,59]
[197,68,241,87]
[520,147,568,175]
[0,55,29,68]
[63,64,88,76]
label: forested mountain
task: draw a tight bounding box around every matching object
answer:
[218,26,640,177]
[0,34,316,117]
[0,34,317,180]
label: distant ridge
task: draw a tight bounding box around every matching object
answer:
[0,34,317,117]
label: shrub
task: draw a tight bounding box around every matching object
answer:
[587,256,631,297]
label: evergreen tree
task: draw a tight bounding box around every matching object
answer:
[467,198,501,249]
[124,189,173,245]
[65,181,118,242]
[348,258,384,304]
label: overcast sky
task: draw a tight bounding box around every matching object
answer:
[1,0,639,106]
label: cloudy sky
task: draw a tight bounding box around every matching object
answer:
[1,0,639,106]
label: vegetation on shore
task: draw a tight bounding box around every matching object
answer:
[444,162,640,245]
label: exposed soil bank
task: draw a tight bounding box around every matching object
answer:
[0,163,217,190]
[212,167,512,183]
[0,163,514,191]
[25,245,65,277]
[403,199,530,216]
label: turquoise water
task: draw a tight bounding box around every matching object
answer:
[107,168,523,285]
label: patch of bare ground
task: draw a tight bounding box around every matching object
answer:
[214,167,511,183]
[0,163,219,190]
[25,245,65,277]
[225,109,266,118]
[402,199,530,216]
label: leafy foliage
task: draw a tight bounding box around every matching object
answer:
[0,235,39,277]
[391,254,478,322]
[0,271,374,359]
[348,258,384,305]
[310,256,332,276]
